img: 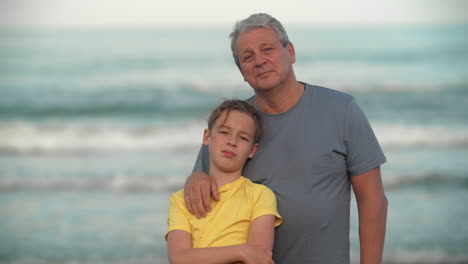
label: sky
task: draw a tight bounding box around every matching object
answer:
[0,0,467,27]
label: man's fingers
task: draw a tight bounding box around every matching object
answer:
[183,171,217,218]
[191,191,202,219]
[184,191,194,215]
[211,181,219,201]
[198,184,210,217]
[186,186,202,218]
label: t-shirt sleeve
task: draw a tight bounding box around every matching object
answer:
[166,192,192,239]
[251,186,282,227]
[345,98,387,176]
[192,145,210,173]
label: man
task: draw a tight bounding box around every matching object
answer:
[184,13,388,264]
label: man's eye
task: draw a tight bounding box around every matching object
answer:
[264,47,273,52]
[242,56,252,62]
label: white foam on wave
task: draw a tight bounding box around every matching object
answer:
[0,120,205,154]
[0,174,185,192]
[380,250,468,264]
[0,169,461,192]
[295,62,464,92]
[79,65,245,93]
[0,121,466,154]
[374,123,468,149]
[381,170,467,190]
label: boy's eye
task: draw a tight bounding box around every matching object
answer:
[240,136,249,141]
[219,130,228,134]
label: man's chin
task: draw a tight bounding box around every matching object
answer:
[252,83,277,93]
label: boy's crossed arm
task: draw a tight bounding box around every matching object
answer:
[166,214,276,264]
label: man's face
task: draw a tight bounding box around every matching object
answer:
[203,110,258,173]
[235,26,295,92]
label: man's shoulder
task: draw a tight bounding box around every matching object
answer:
[242,83,355,110]
[305,83,354,104]
[244,95,256,105]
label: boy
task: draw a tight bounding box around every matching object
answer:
[166,99,282,264]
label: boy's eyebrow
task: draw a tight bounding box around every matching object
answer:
[218,124,254,137]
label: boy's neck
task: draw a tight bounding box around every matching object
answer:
[209,167,243,188]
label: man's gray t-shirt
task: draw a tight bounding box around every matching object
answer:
[193,83,386,264]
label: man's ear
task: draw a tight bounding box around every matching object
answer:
[203,129,210,146]
[248,143,259,158]
[287,42,296,63]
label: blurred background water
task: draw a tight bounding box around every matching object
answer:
[1,24,468,263]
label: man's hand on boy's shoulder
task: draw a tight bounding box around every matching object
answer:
[184,171,219,218]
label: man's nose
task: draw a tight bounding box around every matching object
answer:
[255,54,266,67]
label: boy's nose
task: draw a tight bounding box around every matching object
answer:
[227,136,237,147]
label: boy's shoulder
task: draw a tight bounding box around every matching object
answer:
[243,177,274,195]
[170,189,185,202]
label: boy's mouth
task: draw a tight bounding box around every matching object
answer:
[222,150,236,158]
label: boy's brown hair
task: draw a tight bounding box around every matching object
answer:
[207,99,263,144]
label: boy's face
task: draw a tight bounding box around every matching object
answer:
[203,110,258,174]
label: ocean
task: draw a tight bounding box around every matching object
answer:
[0,24,467,263]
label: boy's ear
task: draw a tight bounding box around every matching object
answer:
[203,129,210,146]
[248,143,259,159]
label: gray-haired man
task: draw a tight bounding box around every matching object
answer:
[184,13,388,264]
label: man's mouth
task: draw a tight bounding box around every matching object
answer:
[257,71,273,78]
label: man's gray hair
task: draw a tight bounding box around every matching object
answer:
[229,13,290,69]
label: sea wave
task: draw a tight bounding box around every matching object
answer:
[374,123,468,149]
[0,121,467,154]
[380,250,468,264]
[0,175,185,192]
[382,171,468,190]
[0,121,204,154]
[353,250,468,264]
[0,171,465,192]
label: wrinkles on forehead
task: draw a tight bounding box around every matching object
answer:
[236,28,281,55]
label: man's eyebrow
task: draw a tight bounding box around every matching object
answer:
[239,48,253,55]
[239,42,275,53]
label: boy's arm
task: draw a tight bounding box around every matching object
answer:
[167,230,273,264]
[247,214,276,250]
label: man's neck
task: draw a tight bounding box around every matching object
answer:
[255,81,305,115]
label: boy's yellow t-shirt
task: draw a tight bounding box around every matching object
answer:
[166,176,282,248]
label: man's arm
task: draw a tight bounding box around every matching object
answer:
[351,166,388,264]
[166,230,274,264]
[184,171,219,218]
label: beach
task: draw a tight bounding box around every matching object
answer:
[1,25,468,263]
